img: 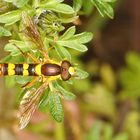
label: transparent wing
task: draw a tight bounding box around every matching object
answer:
[19,82,48,129]
[21,12,46,53]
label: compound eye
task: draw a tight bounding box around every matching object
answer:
[61,60,71,81]
[61,70,71,81]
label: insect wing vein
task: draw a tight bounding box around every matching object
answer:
[19,83,48,129]
[22,12,45,52]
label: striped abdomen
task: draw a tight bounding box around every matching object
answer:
[0,63,61,76]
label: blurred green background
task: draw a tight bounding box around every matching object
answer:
[0,0,140,140]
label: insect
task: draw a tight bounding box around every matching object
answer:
[0,12,75,129]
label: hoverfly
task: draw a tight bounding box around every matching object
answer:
[0,12,75,129]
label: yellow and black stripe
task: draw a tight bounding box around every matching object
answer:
[0,63,61,76]
[0,61,73,81]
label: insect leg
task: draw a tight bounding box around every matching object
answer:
[22,76,41,89]
[15,45,40,63]
[26,52,40,63]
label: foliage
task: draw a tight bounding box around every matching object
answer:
[86,121,129,140]
[1,1,139,140]
[83,56,140,140]
[75,0,115,18]
[119,52,140,98]
[91,0,115,18]
[0,25,11,37]
[49,90,64,122]
[0,0,115,132]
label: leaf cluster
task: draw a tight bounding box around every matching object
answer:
[0,0,114,123]
[91,0,115,18]
[86,120,129,140]
[119,52,140,98]
[73,0,115,18]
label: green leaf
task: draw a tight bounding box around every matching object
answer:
[73,0,82,12]
[39,89,50,110]
[53,82,76,100]
[40,0,64,6]
[49,91,64,122]
[83,0,94,15]
[66,79,73,85]
[0,55,12,63]
[71,32,93,44]
[4,40,30,56]
[10,40,30,51]
[5,76,16,88]
[119,52,140,98]
[103,124,113,140]
[91,0,114,18]
[48,3,75,14]
[39,3,74,14]
[0,55,25,63]
[0,9,22,25]
[54,44,71,60]
[60,15,78,23]
[60,26,76,40]
[4,43,19,56]
[86,121,102,140]
[57,31,93,52]
[126,52,140,71]
[3,0,14,2]
[57,40,88,52]
[4,0,29,7]
[15,0,29,7]
[75,68,89,79]
[114,133,129,140]
[102,0,116,2]
[0,26,11,37]
[15,76,32,85]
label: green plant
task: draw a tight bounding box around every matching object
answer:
[120,52,140,98]
[0,0,115,128]
[78,0,115,18]
[86,120,129,140]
